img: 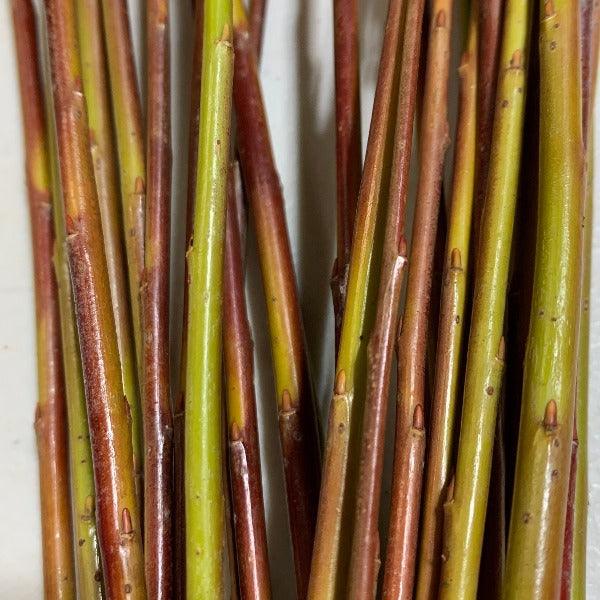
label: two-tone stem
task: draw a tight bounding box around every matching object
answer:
[43,0,146,595]
[232,2,321,596]
[12,2,76,596]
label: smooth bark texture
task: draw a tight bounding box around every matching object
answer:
[347,0,426,597]
[76,0,143,515]
[415,6,477,599]
[183,0,233,595]
[472,0,504,257]
[308,0,405,596]
[505,1,583,598]
[173,4,203,596]
[43,0,146,596]
[248,0,266,55]
[383,5,452,597]
[439,0,532,596]
[224,163,272,600]
[233,2,321,596]
[331,0,362,350]
[12,2,76,597]
[100,0,146,374]
[144,0,173,597]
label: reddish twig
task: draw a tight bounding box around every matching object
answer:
[12,2,75,596]
[144,0,173,597]
[224,162,272,599]
[43,0,146,595]
[331,0,362,351]
[233,3,321,596]
[347,0,426,596]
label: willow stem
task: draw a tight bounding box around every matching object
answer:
[75,0,143,515]
[504,2,583,596]
[471,0,505,257]
[100,0,146,377]
[331,0,362,351]
[143,0,173,597]
[347,0,427,597]
[383,5,452,597]
[439,1,532,596]
[43,0,146,595]
[415,6,477,599]
[232,2,321,596]
[248,0,266,56]
[183,0,233,595]
[309,1,405,597]
[12,2,76,597]
[224,161,272,599]
[173,4,203,594]
[44,15,104,597]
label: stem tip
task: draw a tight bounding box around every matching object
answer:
[334,369,346,395]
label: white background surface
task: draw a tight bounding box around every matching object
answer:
[0,1,598,597]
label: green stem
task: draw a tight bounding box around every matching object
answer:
[184,0,233,596]
[439,0,532,596]
[504,1,583,597]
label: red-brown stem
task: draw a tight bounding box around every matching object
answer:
[224,163,272,599]
[173,5,203,596]
[144,0,173,597]
[347,0,426,597]
[43,0,146,596]
[248,0,266,56]
[331,0,362,351]
[383,7,451,598]
[233,12,321,597]
[561,434,578,599]
[12,2,76,597]
[472,0,504,257]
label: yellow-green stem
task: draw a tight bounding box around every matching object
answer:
[504,0,583,597]
[439,0,532,596]
[184,0,233,596]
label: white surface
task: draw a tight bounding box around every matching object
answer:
[0,1,598,598]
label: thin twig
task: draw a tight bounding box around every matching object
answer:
[12,2,76,596]
[43,0,146,595]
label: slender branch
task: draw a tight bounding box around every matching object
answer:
[75,0,143,516]
[331,0,362,351]
[309,1,405,595]
[44,18,104,597]
[173,4,203,595]
[384,5,452,597]
[43,0,146,596]
[100,0,146,375]
[248,0,266,56]
[224,162,272,599]
[505,1,583,597]
[439,1,532,596]
[143,0,173,597]
[183,0,234,595]
[232,2,321,596]
[471,0,505,257]
[561,2,599,596]
[415,6,477,599]
[347,0,427,597]
[12,2,76,597]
